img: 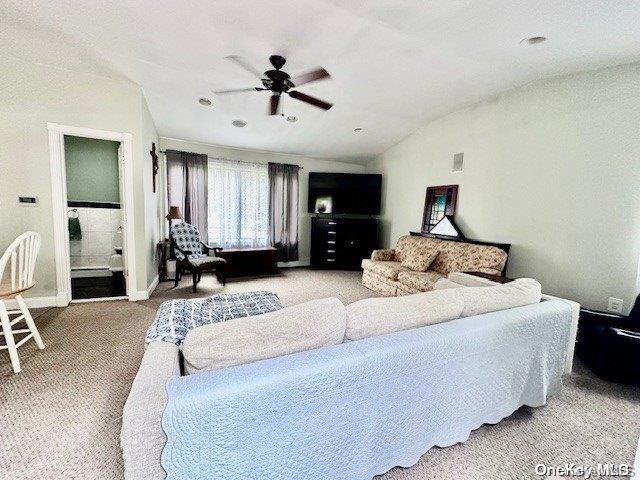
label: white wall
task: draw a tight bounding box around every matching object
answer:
[141,96,162,289]
[159,138,366,266]
[367,62,640,312]
[0,53,161,299]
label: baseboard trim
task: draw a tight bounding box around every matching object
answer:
[147,275,160,298]
[129,275,160,302]
[278,258,310,268]
[3,295,61,310]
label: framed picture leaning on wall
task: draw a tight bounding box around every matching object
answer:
[421,185,458,233]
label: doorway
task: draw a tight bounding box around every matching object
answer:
[65,135,126,300]
[47,124,137,305]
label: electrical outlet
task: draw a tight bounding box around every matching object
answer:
[607,297,624,314]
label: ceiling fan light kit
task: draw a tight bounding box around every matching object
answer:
[214,55,333,116]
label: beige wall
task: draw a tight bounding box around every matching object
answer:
[0,54,161,299]
[159,138,366,266]
[367,62,640,312]
[141,96,162,289]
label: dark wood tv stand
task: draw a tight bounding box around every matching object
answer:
[310,216,378,270]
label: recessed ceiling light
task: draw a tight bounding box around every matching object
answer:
[522,36,547,45]
[198,97,212,106]
[354,127,363,133]
[232,120,247,128]
[286,116,298,123]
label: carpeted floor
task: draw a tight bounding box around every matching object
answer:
[1,268,638,480]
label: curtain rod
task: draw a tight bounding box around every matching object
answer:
[160,150,303,169]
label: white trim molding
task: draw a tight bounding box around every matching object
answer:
[147,275,159,298]
[2,295,61,310]
[47,123,137,305]
[129,275,159,301]
[71,296,128,304]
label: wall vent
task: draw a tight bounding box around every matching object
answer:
[452,152,464,172]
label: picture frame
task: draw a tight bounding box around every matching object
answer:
[421,185,459,233]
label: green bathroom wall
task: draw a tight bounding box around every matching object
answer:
[65,135,120,203]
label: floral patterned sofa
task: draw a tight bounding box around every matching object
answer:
[362,235,508,296]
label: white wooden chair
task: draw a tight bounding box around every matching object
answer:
[0,232,45,373]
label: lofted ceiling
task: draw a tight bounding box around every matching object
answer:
[3,0,640,160]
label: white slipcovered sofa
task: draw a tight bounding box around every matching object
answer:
[121,277,579,480]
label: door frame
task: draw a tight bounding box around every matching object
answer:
[47,123,137,305]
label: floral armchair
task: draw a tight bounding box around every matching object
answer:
[170,222,226,292]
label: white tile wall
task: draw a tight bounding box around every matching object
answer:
[69,207,123,268]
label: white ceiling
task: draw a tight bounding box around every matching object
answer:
[4,0,640,160]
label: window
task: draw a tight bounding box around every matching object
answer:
[207,159,269,248]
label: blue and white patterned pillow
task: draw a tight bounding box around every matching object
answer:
[146,291,283,346]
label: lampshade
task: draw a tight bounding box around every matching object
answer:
[165,206,183,220]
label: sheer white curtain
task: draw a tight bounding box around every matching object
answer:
[207,158,269,248]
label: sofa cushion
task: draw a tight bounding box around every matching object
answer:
[361,259,410,280]
[447,272,497,287]
[432,278,464,290]
[371,249,396,261]
[400,249,438,272]
[394,235,442,263]
[456,278,542,317]
[362,271,398,296]
[345,289,464,341]
[429,241,507,276]
[182,297,347,374]
[396,283,420,296]
[433,277,541,316]
[397,270,444,292]
[189,256,226,267]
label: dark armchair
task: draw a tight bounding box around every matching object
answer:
[577,295,640,385]
[170,222,226,293]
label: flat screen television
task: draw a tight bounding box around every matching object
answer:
[308,172,382,215]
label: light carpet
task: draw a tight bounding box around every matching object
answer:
[1,268,638,480]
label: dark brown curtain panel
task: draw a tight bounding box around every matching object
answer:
[268,162,300,262]
[166,150,209,242]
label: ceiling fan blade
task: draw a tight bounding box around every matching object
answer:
[269,94,281,116]
[290,67,330,87]
[225,55,264,79]
[288,90,333,110]
[212,87,264,95]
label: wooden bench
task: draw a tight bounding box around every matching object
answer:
[216,247,279,278]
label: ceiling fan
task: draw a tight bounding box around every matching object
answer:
[213,55,333,115]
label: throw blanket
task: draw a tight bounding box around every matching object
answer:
[162,301,571,480]
[162,300,572,480]
[145,291,282,346]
